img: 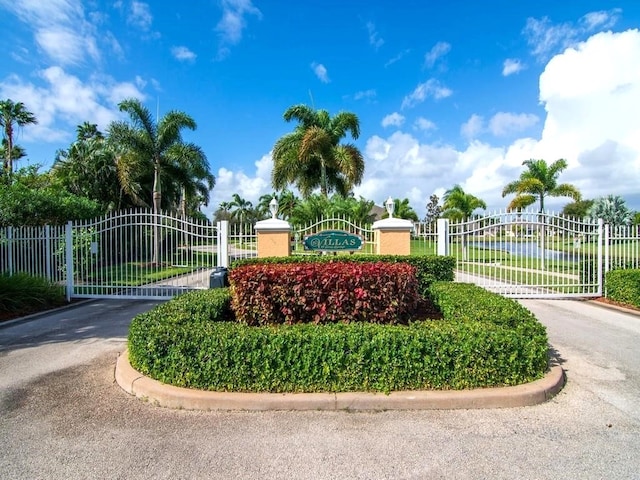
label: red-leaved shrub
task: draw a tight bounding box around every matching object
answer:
[229,261,421,326]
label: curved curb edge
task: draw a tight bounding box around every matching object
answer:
[115,350,565,411]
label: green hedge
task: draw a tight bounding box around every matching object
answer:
[605,269,640,308]
[127,282,548,393]
[0,273,66,317]
[232,255,455,297]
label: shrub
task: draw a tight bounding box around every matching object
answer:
[231,254,455,296]
[229,261,421,325]
[0,273,66,318]
[605,269,640,308]
[127,282,549,393]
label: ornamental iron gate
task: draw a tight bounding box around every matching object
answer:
[438,211,603,298]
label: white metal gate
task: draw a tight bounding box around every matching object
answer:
[438,211,603,298]
[67,210,223,300]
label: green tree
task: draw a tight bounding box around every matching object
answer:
[228,194,255,224]
[562,199,594,218]
[424,194,442,223]
[382,198,419,221]
[502,159,581,212]
[271,104,364,198]
[51,123,123,211]
[588,195,632,226]
[165,143,215,218]
[108,98,210,214]
[442,185,487,220]
[0,99,38,182]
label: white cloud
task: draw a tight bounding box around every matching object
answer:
[205,153,272,218]
[502,58,525,76]
[354,89,376,101]
[414,117,436,131]
[381,113,405,128]
[128,1,153,31]
[366,22,384,50]
[385,49,410,67]
[215,0,261,59]
[524,9,621,61]
[401,79,452,109]
[0,67,145,145]
[461,114,484,139]
[424,41,451,68]
[311,62,330,83]
[1,0,100,66]
[488,112,539,136]
[171,46,197,62]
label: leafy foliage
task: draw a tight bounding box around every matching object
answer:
[502,158,580,212]
[588,195,632,226]
[442,185,486,220]
[605,269,640,308]
[231,254,455,297]
[230,261,421,325]
[272,104,364,197]
[0,273,65,318]
[0,168,102,226]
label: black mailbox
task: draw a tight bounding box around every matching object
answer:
[209,267,229,288]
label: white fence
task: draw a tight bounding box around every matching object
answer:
[2,210,638,300]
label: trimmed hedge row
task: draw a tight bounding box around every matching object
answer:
[231,254,455,297]
[605,269,640,308]
[127,282,548,393]
[230,261,421,325]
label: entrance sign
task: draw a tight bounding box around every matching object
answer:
[303,230,363,252]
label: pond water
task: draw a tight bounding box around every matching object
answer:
[468,241,577,261]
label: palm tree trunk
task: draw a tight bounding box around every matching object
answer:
[152,165,161,265]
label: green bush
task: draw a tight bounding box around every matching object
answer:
[127,282,548,393]
[231,254,455,297]
[230,261,421,325]
[605,269,640,308]
[0,273,66,317]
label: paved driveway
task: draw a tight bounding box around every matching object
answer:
[1,298,639,479]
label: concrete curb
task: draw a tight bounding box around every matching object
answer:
[0,299,96,330]
[116,350,565,411]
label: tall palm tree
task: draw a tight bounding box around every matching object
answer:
[0,99,38,182]
[108,98,200,214]
[442,185,487,220]
[272,104,365,198]
[502,159,581,212]
[164,143,215,218]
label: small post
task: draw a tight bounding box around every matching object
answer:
[437,218,450,256]
[255,197,291,258]
[65,221,74,302]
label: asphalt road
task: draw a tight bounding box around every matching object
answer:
[1,298,639,479]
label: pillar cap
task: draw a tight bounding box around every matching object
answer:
[255,218,291,232]
[372,217,414,231]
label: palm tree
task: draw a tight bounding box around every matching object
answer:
[442,185,487,261]
[442,185,487,220]
[108,98,201,214]
[164,143,215,218]
[502,159,581,213]
[51,123,123,211]
[588,195,632,226]
[0,99,38,182]
[271,104,365,198]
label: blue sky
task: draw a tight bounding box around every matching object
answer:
[1,1,640,218]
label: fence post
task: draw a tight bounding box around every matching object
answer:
[255,218,291,258]
[7,226,13,276]
[65,221,74,302]
[45,224,52,281]
[217,220,229,268]
[597,219,604,297]
[437,218,450,256]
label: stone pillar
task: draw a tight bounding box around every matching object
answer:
[254,218,291,258]
[372,218,414,255]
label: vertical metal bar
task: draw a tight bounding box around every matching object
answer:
[65,221,73,301]
[217,220,229,268]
